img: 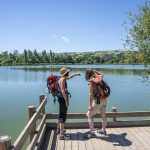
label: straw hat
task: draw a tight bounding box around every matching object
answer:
[60,67,70,76]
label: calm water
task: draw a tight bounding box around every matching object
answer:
[0,65,150,142]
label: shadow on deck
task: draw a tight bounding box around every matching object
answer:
[41,127,150,150]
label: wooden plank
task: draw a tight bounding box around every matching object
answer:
[13,98,47,150]
[27,114,46,150]
[64,129,72,150]
[144,126,150,132]
[39,129,52,150]
[112,128,132,150]
[56,130,64,150]
[117,127,136,150]
[138,127,150,149]
[35,124,46,150]
[46,130,57,150]
[98,128,119,150]
[46,111,150,119]
[96,128,116,150]
[82,129,96,150]
[131,127,150,148]
[46,120,150,129]
[108,128,124,150]
[71,129,78,150]
[124,127,145,150]
[123,128,149,150]
[77,129,86,150]
[143,126,150,140]
[106,128,119,150]
[124,127,146,150]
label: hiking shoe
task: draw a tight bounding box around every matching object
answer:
[97,129,107,135]
[56,128,60,134]
[87,132,96,138]
[56,129,66,134]
[59,134,70,140]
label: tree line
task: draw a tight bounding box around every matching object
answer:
[0,49,148,65]
[0,0,149,66]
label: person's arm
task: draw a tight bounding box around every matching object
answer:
[88,83,94,110]
[60,78,69,107]
[66,73,80,80]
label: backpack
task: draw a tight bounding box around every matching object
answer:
[47,75,71,103]
[47,75,62,103]
[92,75,111,100]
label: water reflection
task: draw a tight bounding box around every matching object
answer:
[0,65,150,142]
[1,65,150,83]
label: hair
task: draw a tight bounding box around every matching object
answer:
[85,69,95,81]
[64,71,69,77]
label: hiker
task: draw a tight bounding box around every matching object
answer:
[57,67,80,140]
[85,69,107,138]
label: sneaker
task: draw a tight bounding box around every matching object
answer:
[56,128,60,134]
[59,134,70,140]
[87,131,96,138]
[56,129,66,134]
[97,129,107,135]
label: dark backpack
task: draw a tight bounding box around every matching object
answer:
[92,76,111,99]
[98,80,111,98]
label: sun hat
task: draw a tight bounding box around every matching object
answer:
[60,67,70,76]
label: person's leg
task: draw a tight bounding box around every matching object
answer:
[87,113,94,132]
[86,103,100,138]
[57,100,61,134]
[98,100,107,135]
[56,121,60,134]
[59,104,70,140]
[60,122,65,135]
[60,104,67,135]
[58,97,66,135]
[100,105,107,130]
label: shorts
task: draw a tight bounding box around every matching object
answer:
[87,99,107,117]
[58,97,68,123]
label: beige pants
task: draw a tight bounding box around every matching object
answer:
[87,99,107,117]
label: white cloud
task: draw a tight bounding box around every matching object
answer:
[61,36,69,42]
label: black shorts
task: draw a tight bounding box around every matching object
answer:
[58,97,68,123]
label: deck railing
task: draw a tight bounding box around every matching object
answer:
[1,94,47,150]
[1,94,150,150]
[46,111,150,129]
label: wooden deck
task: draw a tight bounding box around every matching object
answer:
[41,127,150,150]
[3,95,150,150]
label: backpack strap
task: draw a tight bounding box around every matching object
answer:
[58,77,71,99]
[88,81,100,104]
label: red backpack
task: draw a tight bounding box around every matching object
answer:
[47,75,62,99]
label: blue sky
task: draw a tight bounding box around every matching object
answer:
[0,0,146,53]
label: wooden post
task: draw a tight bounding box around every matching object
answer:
[39,94,45,114]
[28,106,36,143]
[0,135,11,150]
[112,107,117,122]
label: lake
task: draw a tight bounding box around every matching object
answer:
[0,64,150,143]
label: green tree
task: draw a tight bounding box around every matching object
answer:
[23,49,28,63]
[123,0,150,65]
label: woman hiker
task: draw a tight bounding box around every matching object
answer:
[85,69,107,138]
[57,67,80,140]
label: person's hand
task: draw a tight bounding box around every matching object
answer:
[88,106,93,110]
[76,73,81,76]
[66,101,69,107]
